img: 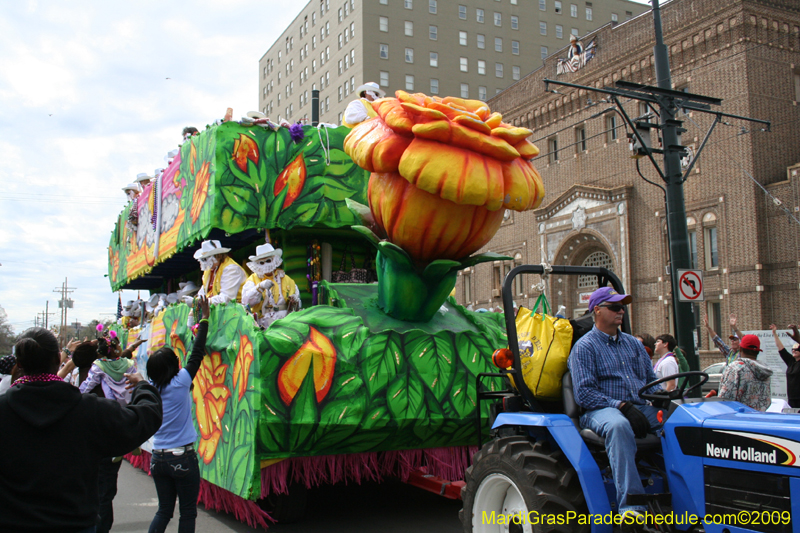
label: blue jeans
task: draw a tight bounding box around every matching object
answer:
[580,404,662,514]
[149,450,200,533]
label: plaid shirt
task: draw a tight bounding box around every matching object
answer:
[568,326,659,410]
[711,335,739,365]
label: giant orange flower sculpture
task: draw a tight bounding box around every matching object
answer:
[190,161,211,224]
[233,335,254,401]
[193,351,231,464]
[343,92,545,321]
[345,91,543,264]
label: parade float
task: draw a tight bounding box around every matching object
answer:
[108,92,544,527]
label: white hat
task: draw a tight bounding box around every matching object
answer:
[146,293,166,312]
[124,300,135,310]
[177,281,200,298]
[355,82,385,98]
[166,293,179,305]
[154,168,164,177]
[194,240,231,260]
[247,111,266,119]
[249,243,282,262]
[122,183,140,193]
[136,172,153,183]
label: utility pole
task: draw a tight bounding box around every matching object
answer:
[53,278,77,346]
[37,301,54,330]
[543,0,769,392]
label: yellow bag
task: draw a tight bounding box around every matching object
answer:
[509,295,573,400]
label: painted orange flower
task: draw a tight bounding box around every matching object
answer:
[190,161,211,224]
[277,327,336,405]
[232,134,259,173]
[232,335,254,401]
[274,153,307,209]
[189,140,197,174]
[109,249,120,282]
[169,321,186,369]
[193,351,231,464]
[344,91,544,265]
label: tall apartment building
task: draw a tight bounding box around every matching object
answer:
[258,0,649,125]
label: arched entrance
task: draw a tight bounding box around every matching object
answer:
[548,234,616,318]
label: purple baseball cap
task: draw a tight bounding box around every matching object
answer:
[588,287,632,311]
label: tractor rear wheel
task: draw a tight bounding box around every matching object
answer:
[459,436,589,533]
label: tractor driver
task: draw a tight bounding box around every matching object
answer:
[567,287,664,523]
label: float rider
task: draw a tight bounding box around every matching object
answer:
[194,240,246,305]
[241,243,301,328]
[341,82,385,128]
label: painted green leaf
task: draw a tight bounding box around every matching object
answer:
[386,370,426,424]
[459,331,497,378]
[404,331,456,403]
[414,388,446,443]
[226,443,253,497]
[361,331,405,399]
[310,392,366,451]
[447,362,476,419]
[264,322,310,356]
[288,371,319,450]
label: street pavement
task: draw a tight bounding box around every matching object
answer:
[115,461,464,532]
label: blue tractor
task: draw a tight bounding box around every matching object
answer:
[460,265,800,533]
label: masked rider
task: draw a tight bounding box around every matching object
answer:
[241,243,301,328]
[194,240,246,305]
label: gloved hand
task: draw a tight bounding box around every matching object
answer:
[619,402,650,439]
[259,279,274,291]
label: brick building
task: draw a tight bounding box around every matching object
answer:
[457,0,800,366]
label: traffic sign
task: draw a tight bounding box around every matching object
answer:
[677,269,704,302]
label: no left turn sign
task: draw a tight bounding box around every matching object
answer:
[677,269,704,302]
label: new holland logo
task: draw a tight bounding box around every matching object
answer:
[706,430,800,467]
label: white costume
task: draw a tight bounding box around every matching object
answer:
[194,240,247,305]
[241,243,301,328]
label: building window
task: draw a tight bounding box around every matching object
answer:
[338,59,343,75]
[350,22,355,38]
[586,6,593,20]
[626,10,633,19]
[512,66,520,80]
[464,273,471,302]
[511,15,518,30]
[704,223,719,268]
[458,31,467,46]
[338,86,343,102]
[379,0,387,4]
[405,47,414,63]
[476,8,484,23]
[430,51,438,67]
[380,43,389,59]
[555,0,562,13]
[312,11,316,25]
[611,12,618,23]
[540,21,547,35]
[495,37,502,52]
[429,0,437,14]
[404,0,412,8]
[460,83,469,98]
[460,57,468,72]
[430,78,439,94]
[351,48,355,65]
[548,136,558,163]
[494,12,502,26]
[539,0,546,10]
[495,62,504,78]
[794,68,800,101]
[572,27,579,36]
[405,74,414,91]
[380,71,389,87]
[458,4,466,19]
[575,125,586,153]
[556,25,563,38]
[687,224,698,268]
[606,114,618,141]
[429,25,437,40]
[379,16,388,32]
[337,33,343,50]
[512,40,519,55]
[477,34,485,49]
[312,35,316,49]
[405,21,413,36]
[478,60,486,75]
[578,252,613,288]
[338,7,343,23]
[478,86,487,100]
[707,301,721,347]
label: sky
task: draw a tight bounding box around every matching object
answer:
[0,0,302,334]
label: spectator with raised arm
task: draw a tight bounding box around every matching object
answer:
[703,314,740,365]
[773,324,800,408]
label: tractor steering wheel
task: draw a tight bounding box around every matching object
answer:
[638,371,709,402]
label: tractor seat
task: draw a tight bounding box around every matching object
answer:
[562,371,661,450]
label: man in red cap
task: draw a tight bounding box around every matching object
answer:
[718,334,773,411]
[568,286,663,523]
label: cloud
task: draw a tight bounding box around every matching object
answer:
[0,1,299,334]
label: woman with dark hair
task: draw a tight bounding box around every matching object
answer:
[127,296,209,533]
[0,327,161,533]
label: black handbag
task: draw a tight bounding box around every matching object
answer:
[331,245,367,283]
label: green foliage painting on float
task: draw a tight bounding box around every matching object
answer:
[136,291,507,500]
[107,123,369,291]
